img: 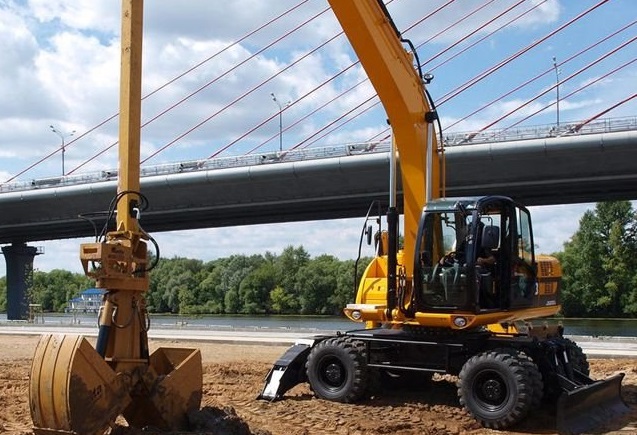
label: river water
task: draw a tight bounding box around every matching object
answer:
[1,313,636,337]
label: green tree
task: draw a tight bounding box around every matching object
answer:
[560,201,637,318]
[239,261,277,314]
[295,254,340,314]
[0,276,6,312]
[269,285,297,314]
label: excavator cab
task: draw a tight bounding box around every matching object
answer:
[412,196,554,322]
[414,197,539,314]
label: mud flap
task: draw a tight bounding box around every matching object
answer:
[258,340,315,401]
[556,372,628,435]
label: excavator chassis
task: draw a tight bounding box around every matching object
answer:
[260,328,628,434]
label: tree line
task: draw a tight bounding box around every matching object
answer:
[0,246,367,316]
[1,201,637,318]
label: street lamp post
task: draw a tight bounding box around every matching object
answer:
[270,93,290,152]
[553,56,560,129]
[49,125,75,175]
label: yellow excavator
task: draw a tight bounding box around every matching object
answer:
[260,1,627,433]
[26,1,626,434]
[29,1,202,433]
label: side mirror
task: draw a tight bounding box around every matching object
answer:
[365,225,373,245]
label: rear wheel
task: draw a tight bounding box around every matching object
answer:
[564,338,589,375]
[306,337,368,402]
[458,349,534,429]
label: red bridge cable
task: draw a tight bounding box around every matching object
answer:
[243,66,363,155]
[427,0,550,73]
[293,94,379,151]
[74,3,331,170]
[437,0,611,106]
[147,18,343,162]
[446,18,637,131]
[504,57,637,131]
[401,0,456,33]
[283,1,521,153]
[411,0,499,63]
[572,93,637,132]
[5,0,310,183]
[364,1,551,143]
[301,101,381,150]
[472,35,637,134]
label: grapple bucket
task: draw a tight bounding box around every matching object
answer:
[30,334,202,434]
[258,341,313,400]
[30,334,130,435]
[556,372,628,435]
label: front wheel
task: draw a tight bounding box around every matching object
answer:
[306,337,368,403]
[458,349,534,429]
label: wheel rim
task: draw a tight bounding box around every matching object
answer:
[472,369,508,411]
[318,357,346,391]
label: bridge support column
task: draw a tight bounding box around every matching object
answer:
[2,243,41,320]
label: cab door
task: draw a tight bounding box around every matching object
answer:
[509,206,538,308]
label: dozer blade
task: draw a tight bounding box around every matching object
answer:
[556,372,628,435]
[30,334,131,435]
[259,341,314,400]
[123,347,203,430]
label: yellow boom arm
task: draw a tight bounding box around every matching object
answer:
[328,0,441,277]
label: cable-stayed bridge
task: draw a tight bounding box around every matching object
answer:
[2,1,636,319]
[1,117,635,244]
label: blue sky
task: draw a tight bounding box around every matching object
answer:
[0,0,635,275]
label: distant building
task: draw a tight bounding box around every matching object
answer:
[67,288,106,313]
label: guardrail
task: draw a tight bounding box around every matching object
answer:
[1,116,635,193]
[444,115,637,146]
[0,141,391,193]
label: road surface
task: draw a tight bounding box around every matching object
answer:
[1,322,636,357]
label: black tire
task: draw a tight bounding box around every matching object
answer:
[306,337,369,403]
[564,337,589,375]
[541,337,590,402]
[517,351,543,410]
[458,349,534,429]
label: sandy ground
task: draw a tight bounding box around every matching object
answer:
[1,335,635,435]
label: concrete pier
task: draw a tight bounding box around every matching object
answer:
[2,243,41,320]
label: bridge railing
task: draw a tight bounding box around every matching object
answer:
[1,116,635,193]
[0,141,390,193]
[444,115,637,146]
